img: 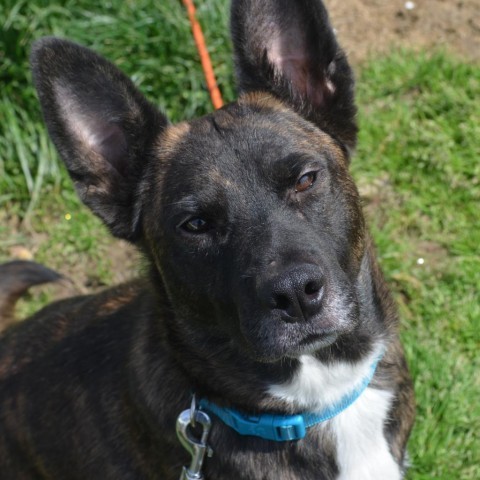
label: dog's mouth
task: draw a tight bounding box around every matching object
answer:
[237,297,357,362]
[239,319,343,362]
[298,332,337,350]
[280,332,338,359]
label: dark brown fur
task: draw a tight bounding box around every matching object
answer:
[0,1,414,478]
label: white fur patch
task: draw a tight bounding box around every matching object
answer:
[268,344,384,411]
[268,344,401,479]
[333,387,401,480]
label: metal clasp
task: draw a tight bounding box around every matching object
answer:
[176,396,213,480]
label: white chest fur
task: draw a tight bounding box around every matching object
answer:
[268,348,402,480]
[332,387,401,480]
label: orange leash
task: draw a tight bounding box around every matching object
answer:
[182,0,224,110]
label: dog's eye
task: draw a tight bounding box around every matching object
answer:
[181,217,210,234]
[295,172,317,193]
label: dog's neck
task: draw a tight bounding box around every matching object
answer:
[196,345,384,441]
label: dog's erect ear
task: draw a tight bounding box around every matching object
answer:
[31,37,168,241]
[231,0,357,152]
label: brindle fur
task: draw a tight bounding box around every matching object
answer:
[0,0,415,478]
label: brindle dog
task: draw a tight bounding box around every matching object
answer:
[0,0,415,478]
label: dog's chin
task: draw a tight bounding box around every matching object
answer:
[243,332,339,363]
[285,333,338,358]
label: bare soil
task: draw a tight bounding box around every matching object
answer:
[328,0,480,65]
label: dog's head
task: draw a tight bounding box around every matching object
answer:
[31,0,370,362]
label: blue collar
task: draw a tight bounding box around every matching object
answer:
[198,353,382,442]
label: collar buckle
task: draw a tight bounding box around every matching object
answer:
[273,417,307,441]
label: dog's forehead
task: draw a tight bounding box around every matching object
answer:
[152,93,345,195]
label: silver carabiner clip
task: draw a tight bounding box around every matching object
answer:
[176,397,214,480]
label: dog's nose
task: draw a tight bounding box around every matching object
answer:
[261,265,324,322]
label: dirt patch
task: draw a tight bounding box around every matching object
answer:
[2,208,141,306]
[328,0,479,65]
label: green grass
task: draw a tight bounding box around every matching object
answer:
[1,1,479,478]
[354,51,480,479]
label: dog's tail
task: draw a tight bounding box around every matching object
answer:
[0,260,62,332]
